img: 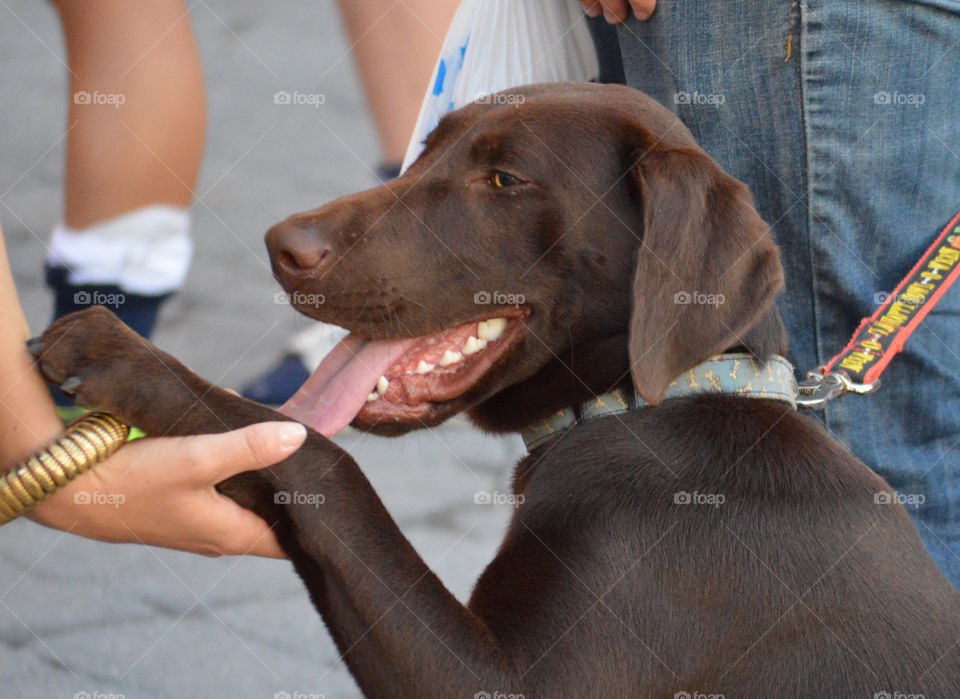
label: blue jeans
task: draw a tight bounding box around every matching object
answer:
[617,0,960,585]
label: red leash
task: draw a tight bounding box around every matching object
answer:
[798,209,960,408]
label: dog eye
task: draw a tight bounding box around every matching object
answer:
[490,171,521,188]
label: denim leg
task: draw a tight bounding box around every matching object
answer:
[618,0,960,584]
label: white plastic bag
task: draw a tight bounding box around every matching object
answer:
[401,0,599,171]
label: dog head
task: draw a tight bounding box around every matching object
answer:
[268,83,784,436]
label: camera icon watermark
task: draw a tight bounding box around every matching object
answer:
[73,490,126,508]
[873,290,927,307]
[874,491,925,509]
[474,92,526,108]
[674,90,726,107]
[274,490,325,508]
[73,90,126,108]
[274,291,326,308]
[273,90,326,108]
[674,491,726,508]
[873,90,925,107]
[74,290,125,308]
[473,490,525,508]
[474,290,525,307]
[673,290,725,307]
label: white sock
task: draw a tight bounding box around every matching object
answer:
[47,205,193,295]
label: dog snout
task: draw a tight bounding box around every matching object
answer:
[266,217,333,281]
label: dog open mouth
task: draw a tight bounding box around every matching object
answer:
[279,311,528,434]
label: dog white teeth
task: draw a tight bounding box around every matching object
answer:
[377,375,389,395]
[477,318,507,341]
[415,360,435,374]
[439,349,463,367]
[462,336,487,355]
[366,392,379,403]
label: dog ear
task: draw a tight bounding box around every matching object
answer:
[628,144,784,404]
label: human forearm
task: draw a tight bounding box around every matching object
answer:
[0,230,63,464]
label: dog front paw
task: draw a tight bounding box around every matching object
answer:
[30,307,158,420]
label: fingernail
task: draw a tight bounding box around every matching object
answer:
[277,422,307,451]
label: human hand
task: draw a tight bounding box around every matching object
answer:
[29,421,307,558]
[578,0,656,23]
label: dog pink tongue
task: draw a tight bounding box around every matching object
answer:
[278,333,417,436]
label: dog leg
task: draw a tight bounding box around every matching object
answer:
[35,308,523,697]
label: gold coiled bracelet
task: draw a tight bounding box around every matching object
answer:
[0,413,130,525]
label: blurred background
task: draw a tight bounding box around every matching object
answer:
[0,1,523,696]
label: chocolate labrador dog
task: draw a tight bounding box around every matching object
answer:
[33,83,960,696]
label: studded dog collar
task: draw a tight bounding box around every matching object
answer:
[519,353,798,452]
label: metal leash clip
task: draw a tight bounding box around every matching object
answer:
[796,371,880,410]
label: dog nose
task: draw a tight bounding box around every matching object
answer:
[266,218,332,278]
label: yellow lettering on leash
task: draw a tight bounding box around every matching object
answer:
[840,351,874,373]
[929,246,959,271]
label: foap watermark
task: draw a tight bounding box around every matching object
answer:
[473,691,525,699]
[74,692,125,699]
[673,291,725,307]
[873,290,928,307]
[275,290,326,308]
[74,290,125,308]
[273,90,326,108]
[674,692,725,699]
[274,490,325,508]
[873,691,925,699]
[674,491,726,508]
[674,90,726,107]
[273,692,325,699]
[73,90,126,108]
[73,491,126,508]
[874,491,925,509]
[474,290,525,307]
[873,90,925,108]
[475,92,526,108]
[474,490,525,508]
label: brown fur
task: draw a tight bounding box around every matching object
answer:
[35,83,960,697]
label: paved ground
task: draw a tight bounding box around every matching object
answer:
[0,2,524,697]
